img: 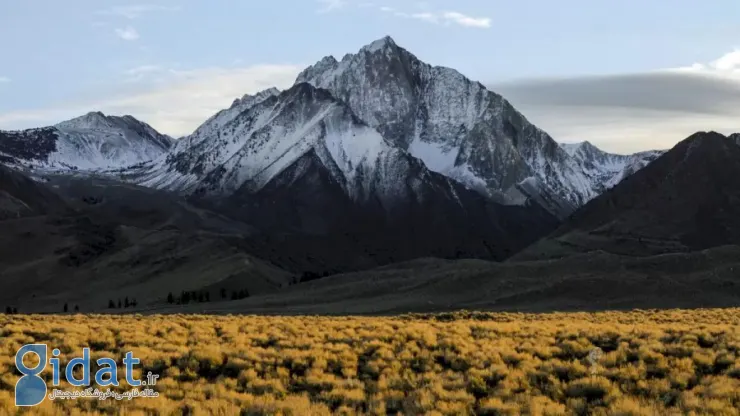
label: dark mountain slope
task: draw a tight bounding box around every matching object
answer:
[132,81,559,267]
[517,131,740,260]
[0,164,67,219]
[0,175,292,313]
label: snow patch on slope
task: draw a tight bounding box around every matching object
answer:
[0,112,172,172]
[134,83,432,210]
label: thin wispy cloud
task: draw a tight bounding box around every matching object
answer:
[316,0,346,13]
[0,64,304,137]
[125,65,164,77]
[318,1,490,28]
[437,11,491,28]
[96,4,180,19]
[0,76,10,83]
[378,5,491,28]
[115,26,140,41]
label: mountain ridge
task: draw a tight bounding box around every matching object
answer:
[295,36,658,218]
[0,111,173,171]
[516,131,740,260]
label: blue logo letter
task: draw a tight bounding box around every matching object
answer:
[95,358,119,387]
[15,344,48,407]
[66,348,91,387]
[123,352,141,386]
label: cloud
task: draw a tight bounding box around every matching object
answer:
[494,72,740,116]
[321,2,490,28]
[675,49,740,74]
[491,69,740,154]
[115,26,140,41]
[96,4,180,19]
[0,76,10,83]
[378,6,490,28]
[0,64,304,137]
[123,65,164,80]
[436,12,491,28]
[317,0,346,13]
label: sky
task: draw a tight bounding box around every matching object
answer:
[1,1,740,153]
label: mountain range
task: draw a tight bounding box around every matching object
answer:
[2,36,738,313]
[1,37,658,220]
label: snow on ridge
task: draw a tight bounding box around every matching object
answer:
[93,36,668,216]
[136,84,395,199]
[361,35,396,53]
[130,81,473,212]
[0,112,172,173]
[559,142,587,157]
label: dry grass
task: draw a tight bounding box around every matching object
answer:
[1,309,740,415]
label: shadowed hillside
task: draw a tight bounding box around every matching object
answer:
[516,132,740,260]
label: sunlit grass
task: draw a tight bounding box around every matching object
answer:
[0,309,739,415]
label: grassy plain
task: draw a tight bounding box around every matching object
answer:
[1,309,739,415]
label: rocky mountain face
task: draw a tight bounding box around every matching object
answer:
[560,141,664,193]
[518,132,740,260]
[295,36,658,218]
[132,81,559,262]
[0,37,661,222]
[0,112,173,171]
[0,36,667,265]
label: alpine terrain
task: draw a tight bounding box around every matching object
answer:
[0,111,173,171]
[294,36,660,218]
[5,35,736,315]
[518,131,740,260]
[129,81,559,264]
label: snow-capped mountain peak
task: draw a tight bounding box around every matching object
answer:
[293,37,597,216]
[231,87,281,109]
[290,36,666,218]
[0,112,172,171]
[560,141,598,157]
[133,81,490,214]
[360,35,397,54]
[559,141,664,192]
[55,111,113,130]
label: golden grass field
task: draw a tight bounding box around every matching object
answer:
[1,309,740,415]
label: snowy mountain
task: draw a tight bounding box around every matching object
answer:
[1,37,664,222]
[525,131,740,259]
[0,112,173,171]
[136,82,507,210]
[294,36,658,218]
[130,81,559,260]
[560,141,664,192]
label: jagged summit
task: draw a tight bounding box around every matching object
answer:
[231,87,281,108]
[2,35,663,221]
[131,80,559,261]
[560,141,599,156]
[360,35,398,53]
[293,37,659,218]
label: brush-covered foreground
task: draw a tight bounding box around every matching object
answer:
[1,310,740,415]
